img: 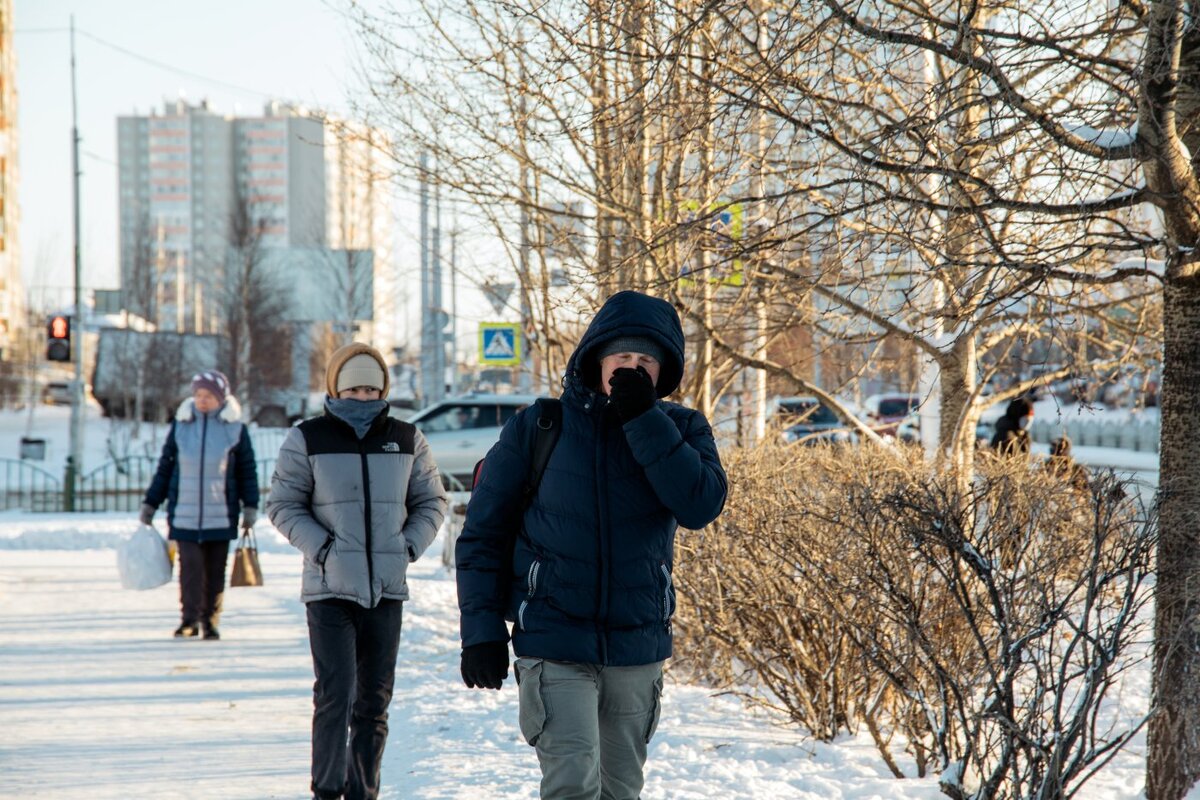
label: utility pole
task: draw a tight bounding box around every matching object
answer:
[68,16,85,507]
[418,152,435,406]
[431,177,444,402]
[517,33,533,394]
[450,225,458,394]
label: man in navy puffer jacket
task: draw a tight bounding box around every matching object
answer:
[456,290,727,799]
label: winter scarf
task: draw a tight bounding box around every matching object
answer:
[325,397,388,439]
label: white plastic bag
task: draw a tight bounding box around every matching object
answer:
[117,524,173,590]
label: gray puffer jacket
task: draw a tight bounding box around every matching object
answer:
[267,403,447,607]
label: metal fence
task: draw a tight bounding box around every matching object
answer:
[76,456,158,513]
[1029,417,1159,453]
[249,428,290,459]
[0,456,280,514]
[0,458,63,512]
[0,454,468,515]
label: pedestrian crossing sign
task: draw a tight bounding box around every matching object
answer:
[479,323,522,366]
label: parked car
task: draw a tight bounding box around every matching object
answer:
[861,393,920,436]
[401,393,539,488]
[42,381,92,406]
[42,381,72,406]
[773,396,856,446]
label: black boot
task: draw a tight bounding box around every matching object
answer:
[174,621,200,638]
[202,619,220,640]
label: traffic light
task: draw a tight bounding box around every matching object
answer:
[46,315,71,362]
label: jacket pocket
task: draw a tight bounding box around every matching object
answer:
[659,562,676,630]
[316,536,335,585]
[514,657,546,746]
[644,672,664,743]
[517,558,543,632]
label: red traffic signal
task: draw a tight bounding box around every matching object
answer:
[46,315,71,362]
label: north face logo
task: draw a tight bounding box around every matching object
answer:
[382,442,400,453]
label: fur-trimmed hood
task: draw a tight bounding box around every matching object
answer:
[175,395,243,423]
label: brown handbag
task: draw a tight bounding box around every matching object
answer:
[230,528,263,587]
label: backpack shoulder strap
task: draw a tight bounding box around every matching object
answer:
[523,398,562,506]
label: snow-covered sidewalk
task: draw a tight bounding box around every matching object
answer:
[0,515,951,800]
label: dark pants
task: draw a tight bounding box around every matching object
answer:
[176,540,229,628]
[306,598,404,800]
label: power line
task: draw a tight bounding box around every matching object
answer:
[83,150,117,167]
[16,26,280,100]
[74,28,277,99]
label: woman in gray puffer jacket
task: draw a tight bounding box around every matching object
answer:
[141,370,259,641]
[268,342,446,800]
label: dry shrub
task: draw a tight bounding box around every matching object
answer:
[673,440,1155,799]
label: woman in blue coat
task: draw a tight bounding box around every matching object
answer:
[141,371,259,640]
[457,291,727,799]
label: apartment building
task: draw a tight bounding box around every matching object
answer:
[117,100,394,347]
[0,0,20,360]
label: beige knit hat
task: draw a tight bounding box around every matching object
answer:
[326,343,390,397]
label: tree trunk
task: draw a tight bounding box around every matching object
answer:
[1148,269,1200,800]
[937,334,977,472]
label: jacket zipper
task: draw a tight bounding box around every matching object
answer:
[317,537,334,586]
[197,413,208,530]
[360,439,375,606]
[594,403,609,664]
[518,559,541,631]
[660,562,673,629]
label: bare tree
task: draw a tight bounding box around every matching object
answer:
[351,4,1200,793]
[223,191,293,417]
[675,441,1156,798]
[694,3,1194,795]
[347,0,747,395]
[118,212,164,436]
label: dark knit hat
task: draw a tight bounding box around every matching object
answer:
[191,370,230,405]
[594,336,666,365]
[1005,396,1034,419]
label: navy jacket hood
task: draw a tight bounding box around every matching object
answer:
[566,291,685,398]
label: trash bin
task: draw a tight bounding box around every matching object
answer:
[19,437,46,461]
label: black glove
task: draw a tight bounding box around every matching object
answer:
[139,503,156,527]
[608,366,657,421]
[461,641,510,689]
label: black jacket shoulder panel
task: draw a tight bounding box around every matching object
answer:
[381,418,417,455]
[297,415,356,456]
[296,414,417,456]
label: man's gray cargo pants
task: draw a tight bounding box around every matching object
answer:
[514,658,664,800]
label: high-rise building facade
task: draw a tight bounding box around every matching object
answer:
[117,100,394,346]
[0,0,21,359]
[324,119,395,347]
[118,99,233,333]
[233,101,327,249]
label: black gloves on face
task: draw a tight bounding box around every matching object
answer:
[461,640,510,689]
[608,366,657,421]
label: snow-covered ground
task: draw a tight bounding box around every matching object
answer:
[0,401,1159,798]
[0,515,952,800]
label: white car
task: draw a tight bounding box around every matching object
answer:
[401,393,539,489]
